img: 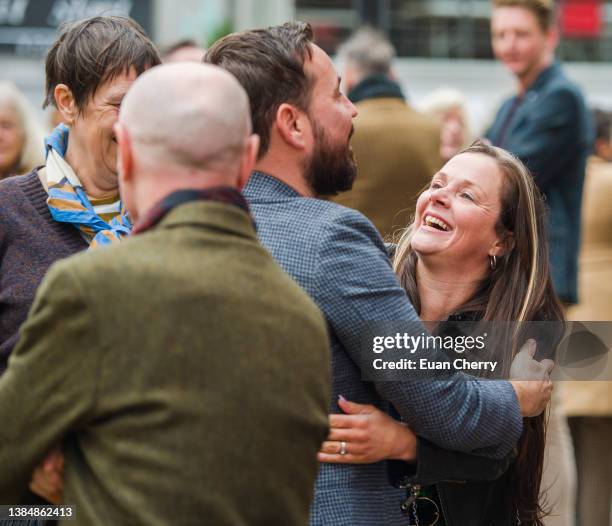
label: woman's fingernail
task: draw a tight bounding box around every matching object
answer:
[338,394,347,403]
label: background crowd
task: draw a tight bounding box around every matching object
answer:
[0,0,611,525]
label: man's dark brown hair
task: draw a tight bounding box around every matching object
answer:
[205,22,314,159]
[44,16,161,112]
[492,0,555,32]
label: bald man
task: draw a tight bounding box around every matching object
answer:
[0,63,331,526]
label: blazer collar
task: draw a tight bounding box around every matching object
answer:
[527,61,561,94]
[347,74,405,104]
[243,171,302,202]
[157,200,257,240]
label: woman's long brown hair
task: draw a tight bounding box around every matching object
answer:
[393,140,565,525]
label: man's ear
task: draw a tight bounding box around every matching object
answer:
[546,26,559,53]
[237,133,260,190]
[274,103,310,150]
[114,121,132,184]
[54,84,78,125]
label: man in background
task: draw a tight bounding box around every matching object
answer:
[0,63,331,525]
[486,0,592,305]
[332,27,442,239]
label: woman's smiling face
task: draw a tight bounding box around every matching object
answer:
[411,152,505,272]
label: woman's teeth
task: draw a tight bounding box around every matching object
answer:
[424,215,451,231]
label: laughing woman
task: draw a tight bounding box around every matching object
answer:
[319,141,564,526]
[0,17,159,369]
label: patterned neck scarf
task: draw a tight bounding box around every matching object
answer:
[44,124,131,248]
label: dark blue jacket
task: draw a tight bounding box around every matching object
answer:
[486,62,593,303]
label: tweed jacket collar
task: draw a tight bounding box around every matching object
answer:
[157,200,256,240]
[243,171,302,203]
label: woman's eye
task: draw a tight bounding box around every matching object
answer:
[431,182,442,189]
[460,192,474,201]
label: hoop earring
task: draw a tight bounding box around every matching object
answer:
[490,255,497,270]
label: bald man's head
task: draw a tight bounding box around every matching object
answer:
[114,63,259,222]
[119,63,252,171]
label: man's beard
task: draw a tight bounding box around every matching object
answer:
[303,119,357,198]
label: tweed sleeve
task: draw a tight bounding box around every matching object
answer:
[314,208,522,458]
[0,260,102,502]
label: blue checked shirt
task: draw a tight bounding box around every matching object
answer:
[243,172,522,526]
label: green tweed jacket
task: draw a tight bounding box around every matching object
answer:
[0,200,331,525]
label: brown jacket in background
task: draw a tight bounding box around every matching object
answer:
[564,156,612,417]
[333,97,442,240]
[0,200,331,525]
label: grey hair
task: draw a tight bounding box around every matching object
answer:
[337,26,395,76]
[420,87,473,149]
[0,82,45,175]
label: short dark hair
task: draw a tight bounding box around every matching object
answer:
[44,16,161,112]
[205,21,314,159]
[492,0,556,32]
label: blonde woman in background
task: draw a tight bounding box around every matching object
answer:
[421,88,473,162]
[0,82,45,179]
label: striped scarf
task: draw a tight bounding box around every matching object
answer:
[44,124,131,248]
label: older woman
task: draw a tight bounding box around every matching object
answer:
[0,16,160,371]
[0,82,45,179]
[0,16,159,516]
[319,141,564,526]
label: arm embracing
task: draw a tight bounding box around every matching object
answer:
[315,209,522,458]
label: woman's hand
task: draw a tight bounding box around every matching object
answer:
[318,396,417,464]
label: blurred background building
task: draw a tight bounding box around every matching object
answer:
[1,0,611,131]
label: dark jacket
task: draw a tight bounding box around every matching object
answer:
[486,62,593,303]
[388,312,517,526]
[389,437,515,526]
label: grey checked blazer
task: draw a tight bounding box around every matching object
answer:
[244,172,522,526]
